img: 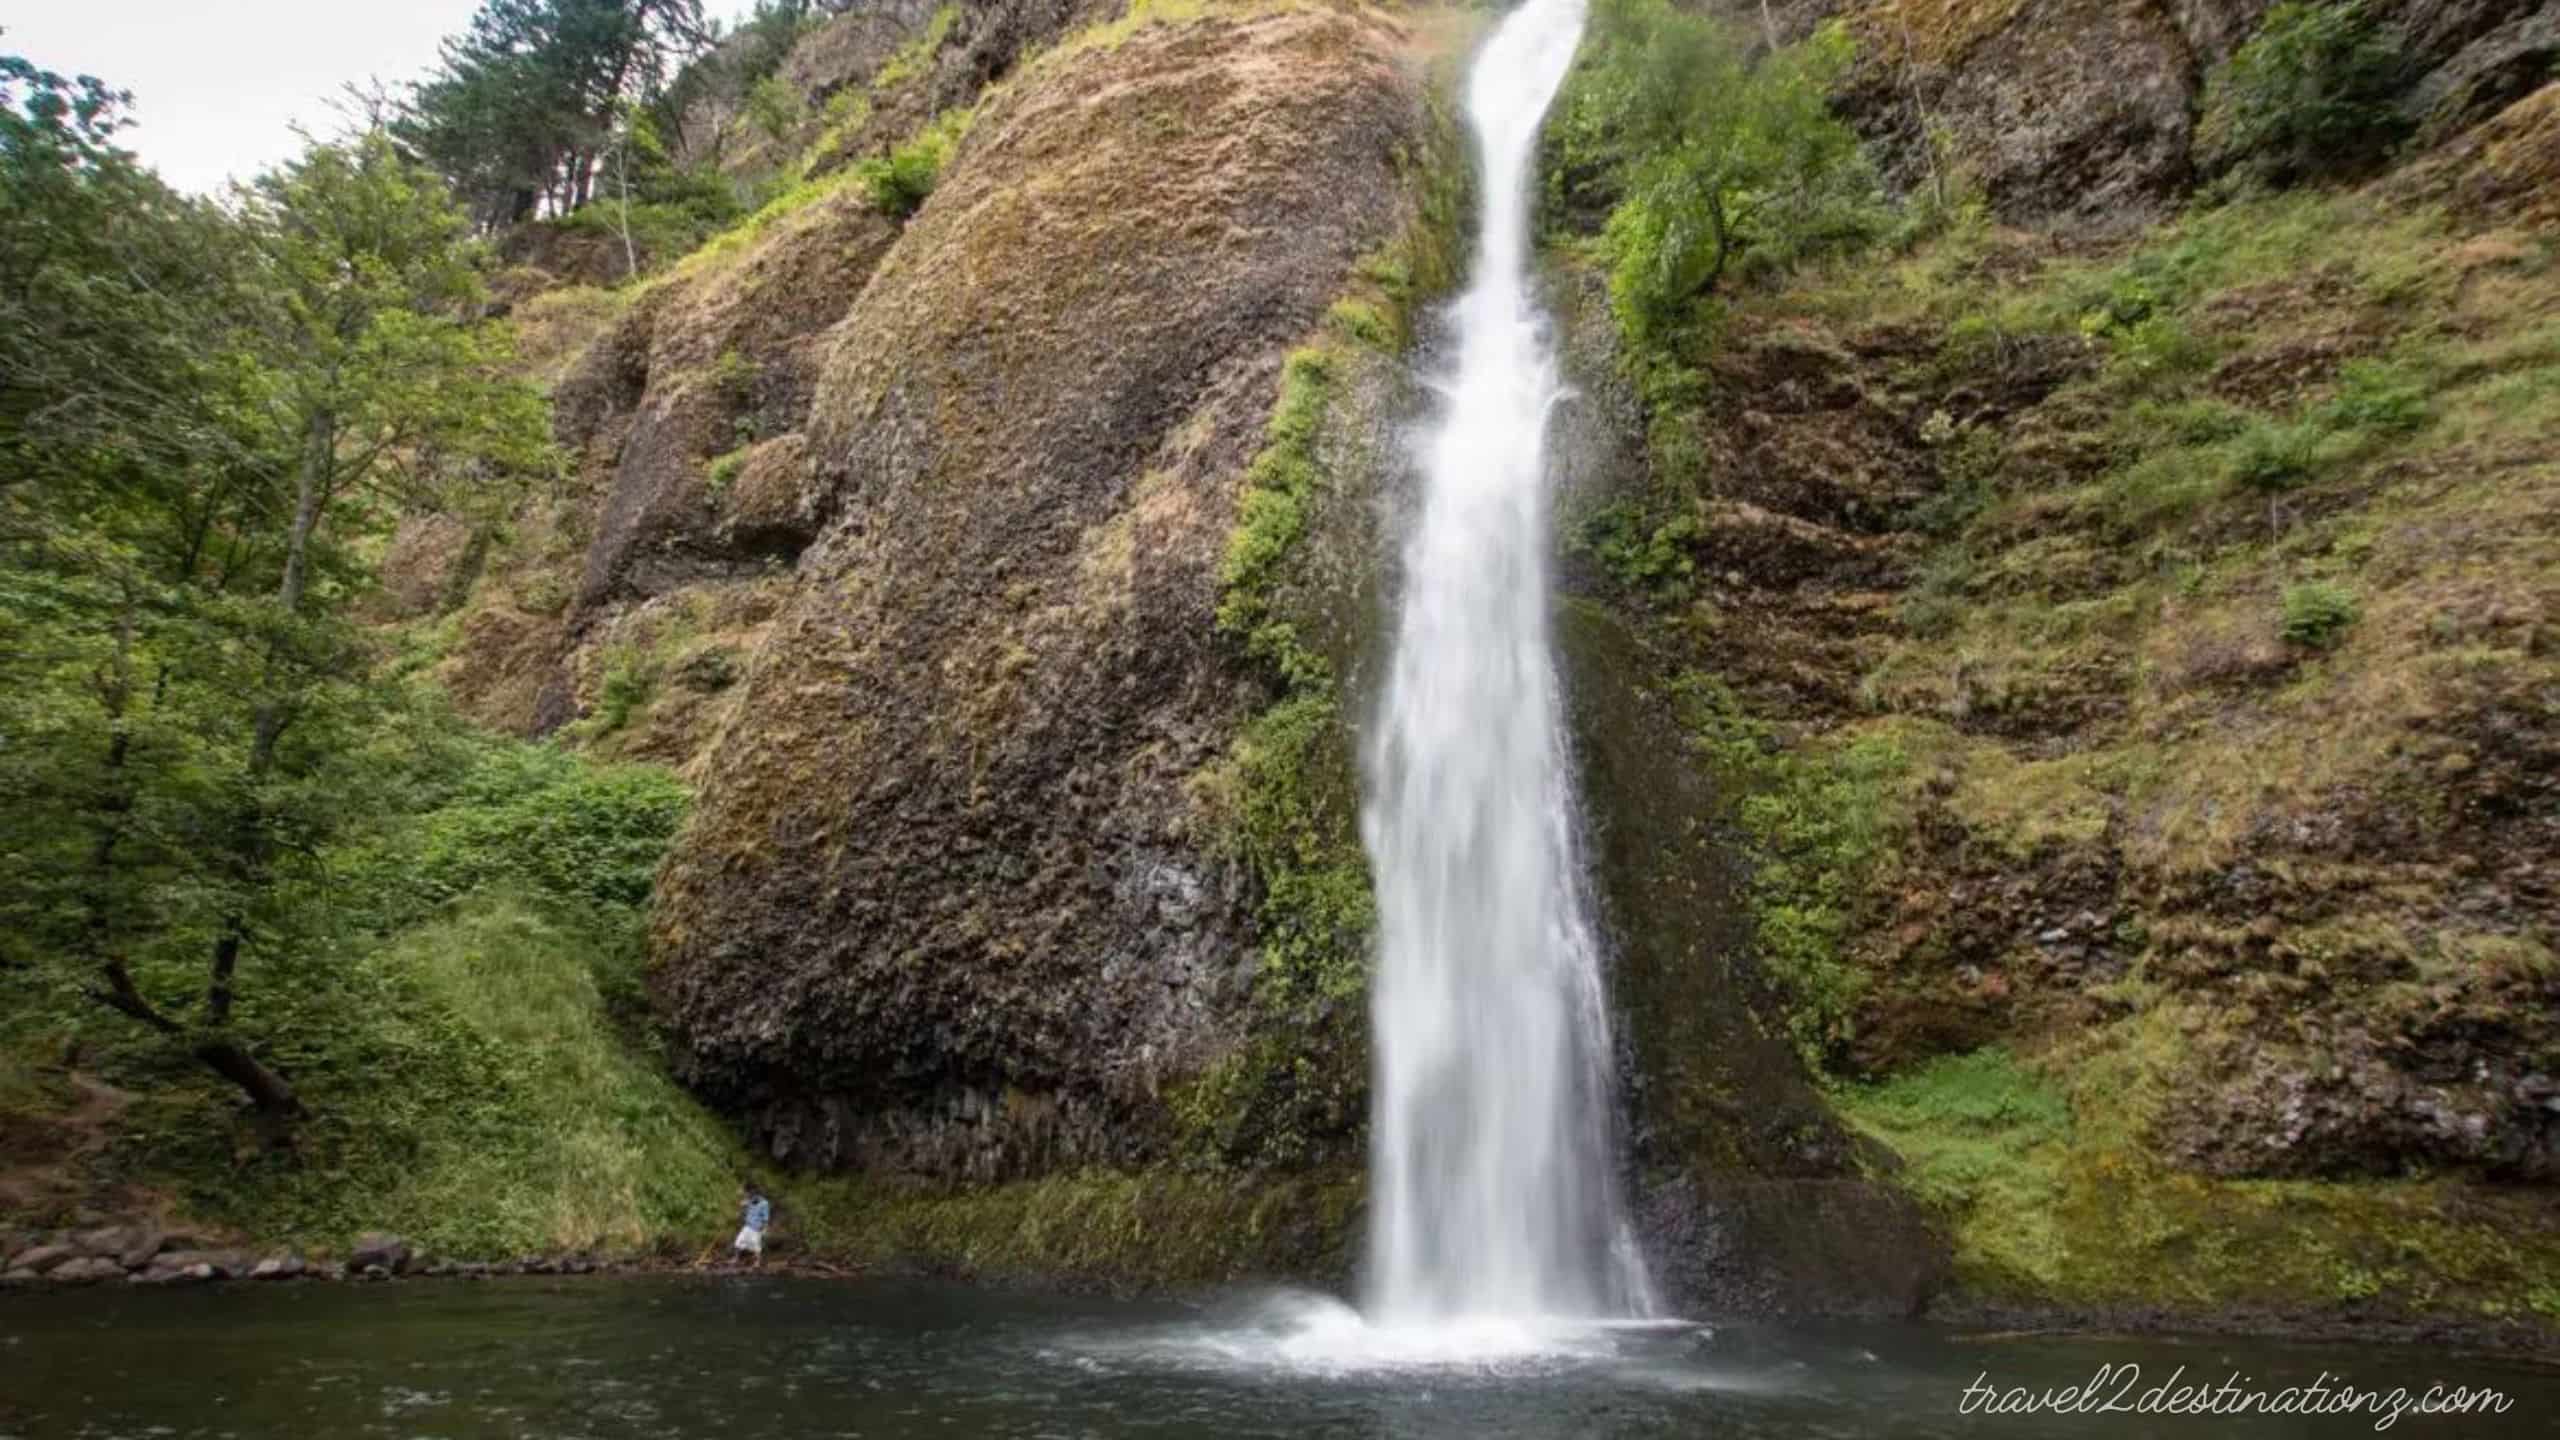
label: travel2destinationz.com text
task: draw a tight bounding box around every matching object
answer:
[1958,1365,2515,1430]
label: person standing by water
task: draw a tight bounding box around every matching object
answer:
[733,1186,771,1267]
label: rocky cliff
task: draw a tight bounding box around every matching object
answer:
[401,0,2560,1333]
[648,0,1435,1179]
[1543,0,2560,1336]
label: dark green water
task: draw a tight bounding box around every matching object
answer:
[2,1276,2552,1438]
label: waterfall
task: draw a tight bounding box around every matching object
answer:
[1361,0,1651,1325]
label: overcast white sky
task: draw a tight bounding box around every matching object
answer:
[4,1,754,195]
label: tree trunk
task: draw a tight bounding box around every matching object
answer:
[194,1036,304,1116]
[614,143,637,280]
[1703,186,1733,295]
[193,409,331,1116]
[79,595,138,969]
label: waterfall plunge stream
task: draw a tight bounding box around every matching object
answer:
[1361,0,1653,1331]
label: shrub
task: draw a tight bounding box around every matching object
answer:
[341,742,689,923]
[1578,502,1699,603]
[2282,580,2360,648]
[856,144,938,217]
[1556,0,1882,343]
[745,74,802,145]
[707,445,750,496]
[2198,2,2412,186]
[854,109,970,221]
[2323,357,2430,433]
[2103,313,2220,390]
[2226,417,2329,491]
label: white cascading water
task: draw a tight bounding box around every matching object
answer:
[1362,0,1652,1328]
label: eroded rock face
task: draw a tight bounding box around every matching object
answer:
[557,194,900,609]
[1727,0,2560,223]
[1549,266,1951,1319]
[648,5,1431,1179]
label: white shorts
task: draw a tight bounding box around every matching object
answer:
[733,1225,763,1255]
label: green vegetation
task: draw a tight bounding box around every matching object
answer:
[3,72,552,1119]
[2,51,738,1257]
[2281,580,2361,648]
[874,4,960,90]
[1576,502,1700,604]
[1666,676,1906,1069]
[1208,346,1374,1012]
[2198,1,2412,186]
[1840,1048,2070,1276]
[401,0,716,228]
[784,1166,1359,1287]
[4,717,738,1256]
[1538,0,2560,1327]
[1547,0,1881,378]
[744,73,801,144]
[854,107,972,220]
[706,444,751,495]
[1837,1033,2560,1312]
[1182,95,1477,1164]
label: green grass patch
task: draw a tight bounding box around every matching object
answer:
[706,444,751,496]
[1843,1029,2560,1312]
[16,731,739,1258]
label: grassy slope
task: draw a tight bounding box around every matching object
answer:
[1673,181,2560,1324]
[0,737,751,1260]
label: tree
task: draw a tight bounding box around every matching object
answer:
[0,86,550,1123]
[2197,1,2411,187]
[401,0,711,227]
[1552,0,1881,344]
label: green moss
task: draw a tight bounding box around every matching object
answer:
[1324,298,1393,349]
[873,4,960,90]
[1837,1048,2071,1288]
[783,1166,1360,1287]
[1665,673,1906,1070]
[1215,345,1336,674]
[1185,87,1473,1165]
[1200,339,1373,1045]
[706,445,750,496]
[1841,1034,2560,1315]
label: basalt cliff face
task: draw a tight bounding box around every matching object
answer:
[425,0,1453,1289]
[411,0,2560,1333]
[1544,0,2560,1335]
[649,3,1431,1178]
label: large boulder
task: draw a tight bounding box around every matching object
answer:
[649,3,1433,1177]
[49,1256,122,1285]
[10,1242,79,1275]
[349,1233,412,1275]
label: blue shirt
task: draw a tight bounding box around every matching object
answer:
[744,1197,770,1231]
